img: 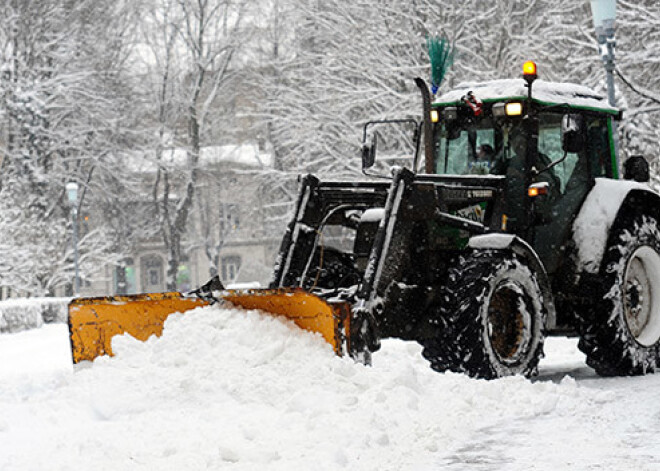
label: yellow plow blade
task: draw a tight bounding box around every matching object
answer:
[68,289,351,363]
[68,293,209,363]
[223,288,351,355]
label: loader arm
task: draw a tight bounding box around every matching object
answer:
[271,175,389,288]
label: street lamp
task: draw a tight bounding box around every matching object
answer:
[590,0,617,107]
[66,182,80,296]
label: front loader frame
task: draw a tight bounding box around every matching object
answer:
[271,167,507,357]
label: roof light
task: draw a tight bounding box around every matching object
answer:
[590,0,617,38]
[492,102,523,118]
[505,102,523,116]
[442,107,458,120]
[492,103,505,117]
[523,61,538,82]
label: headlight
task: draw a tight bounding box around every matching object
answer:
[505,102,523,116]
[492,102,523,117]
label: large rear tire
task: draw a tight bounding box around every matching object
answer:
[422,250,546,379]
[577,214,660,376]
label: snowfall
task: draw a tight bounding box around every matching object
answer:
[2,303,660,470]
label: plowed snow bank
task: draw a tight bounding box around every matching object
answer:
[0,305,609,470]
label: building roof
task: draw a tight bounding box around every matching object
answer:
[126,143,272,172]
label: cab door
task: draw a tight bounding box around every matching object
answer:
[532,113,610,275]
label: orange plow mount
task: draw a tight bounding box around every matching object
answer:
[68,289,352,363]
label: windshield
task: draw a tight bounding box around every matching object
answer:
[432,114,526,176]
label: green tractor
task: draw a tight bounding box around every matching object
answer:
[69,62,660,380]
[270,61,660,379]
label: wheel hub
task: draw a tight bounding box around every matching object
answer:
[625,279,643,318]
[623,246,660,347]
[487,282,531,365]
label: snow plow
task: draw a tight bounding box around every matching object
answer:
[69,287,353,363]
[69,61,660,379]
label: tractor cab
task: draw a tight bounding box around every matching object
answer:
[428,63,619,273]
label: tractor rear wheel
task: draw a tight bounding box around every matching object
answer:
[422,250,546,379]
[577,214,660,376]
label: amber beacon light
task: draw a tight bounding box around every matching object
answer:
[522,61,538,82]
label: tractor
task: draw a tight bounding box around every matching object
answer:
[69,62,660,379]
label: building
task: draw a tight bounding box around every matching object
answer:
[81,143,286,296]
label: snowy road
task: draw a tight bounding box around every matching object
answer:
[2,305,660,470]
[439,352,660,470]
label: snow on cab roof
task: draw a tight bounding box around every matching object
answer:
[435,79,618,113]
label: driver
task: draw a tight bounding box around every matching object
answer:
[469,144,495,174]
[477,144,495,161]
[491,133,560,232]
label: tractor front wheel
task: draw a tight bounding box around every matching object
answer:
[422,250,546,379]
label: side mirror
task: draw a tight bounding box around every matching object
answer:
[624,155,650,183]
[561,114,584,154]
[361,132,377,170]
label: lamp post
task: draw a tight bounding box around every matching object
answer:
[66,182,80,296]
[590,0,617,107]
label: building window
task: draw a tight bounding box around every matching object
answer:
[219,203,240,234]
[221,255,241,283]
[124,266,136,294]
[141,255,164,291]
[177,264,192,292]
[114,258,137,295]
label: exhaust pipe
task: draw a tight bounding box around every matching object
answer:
[415,77,434,174]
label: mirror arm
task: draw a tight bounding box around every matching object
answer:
[411,121,423,174]
[360,118,421,175]
[533,150,568,177]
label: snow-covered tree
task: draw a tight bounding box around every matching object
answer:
[135,0,250,290]
[0,0,136,296]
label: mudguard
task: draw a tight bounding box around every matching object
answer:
[572,178,660,274]
[468,233,557,330]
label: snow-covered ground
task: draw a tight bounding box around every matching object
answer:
[2,305,660,470]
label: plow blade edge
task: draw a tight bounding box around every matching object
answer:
[68,289,351,363]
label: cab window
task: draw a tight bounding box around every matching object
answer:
[433,117,501,175]
[586,117,611,178]
[537,114,581,194]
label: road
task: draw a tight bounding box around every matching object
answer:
[2,309,660,470]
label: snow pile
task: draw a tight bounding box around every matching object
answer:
[0,304,609,470]
[0,324,73,386]
[0,297,70,333]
